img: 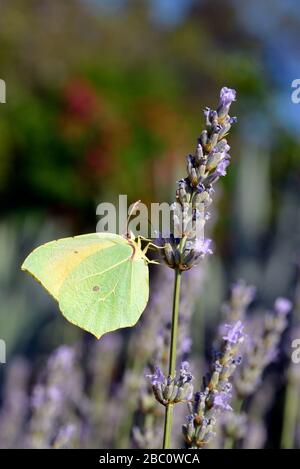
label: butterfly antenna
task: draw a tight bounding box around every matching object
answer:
[126,200,141,236]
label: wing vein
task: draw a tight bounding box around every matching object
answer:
[75,255,131,284]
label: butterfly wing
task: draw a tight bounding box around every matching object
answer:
[22,233,149,338]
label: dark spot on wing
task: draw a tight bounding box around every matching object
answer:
[93,286,100,292]
[74,250,79,254]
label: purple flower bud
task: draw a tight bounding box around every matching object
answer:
[194,238,213,257]
[196,182,205,193]
[146,366,165,386]
[216,159,230,176]
[214,361,223,373]
[219,87,236,107]
[222,321,245,345]
[186,414,194,424]
[234,356,243,366]
[274,297,292,315]
[179,361,194,383]
[147,362,194,406]
[214,391,232,411]
[217,87,237,120]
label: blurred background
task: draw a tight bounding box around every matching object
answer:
[0,0,300,449]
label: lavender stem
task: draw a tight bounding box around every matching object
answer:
[163,268,182,449]
[280,367,299,448]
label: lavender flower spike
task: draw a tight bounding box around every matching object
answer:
[234,298,292,399]
[183,321,244,448]
[161,87,237,271]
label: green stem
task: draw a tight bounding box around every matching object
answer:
[280,371,299,449]
[224,437,233,450]
[162,268,182,449]
[235,397,244,414]
[163,404,174,449]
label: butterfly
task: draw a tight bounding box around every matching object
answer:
[22,232,159,339]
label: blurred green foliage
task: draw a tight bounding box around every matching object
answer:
[0,0,273,217]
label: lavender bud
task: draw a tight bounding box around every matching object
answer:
[213,391,233,411]
[147,363,194,406]
[217,87,237,119]
[222,321,245,345]
[274,297,292,316]
[216,158,230,177]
